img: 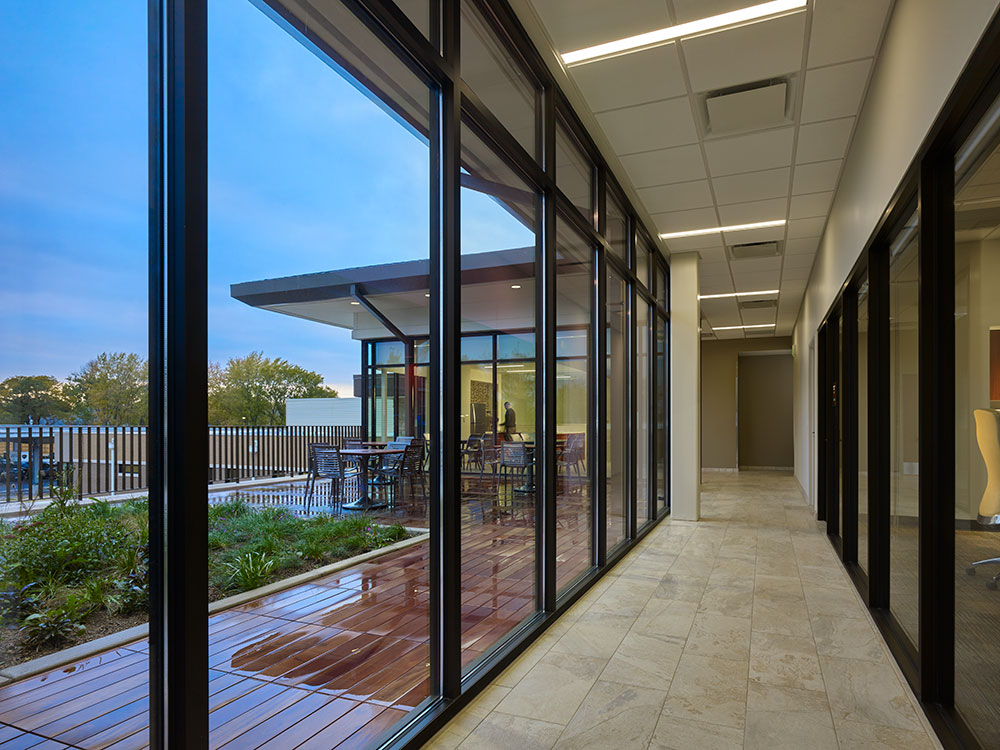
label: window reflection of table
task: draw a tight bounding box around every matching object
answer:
[339,448,404,510]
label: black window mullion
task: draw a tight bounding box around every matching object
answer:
[628,233,637,540]
[917,150,955,704]
[595,165,607,566]
[150,0,209,746]
[817,324,828,523]
[842,287,859,563]
[868,243,890,610]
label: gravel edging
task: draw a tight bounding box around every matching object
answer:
[0,529,429,684]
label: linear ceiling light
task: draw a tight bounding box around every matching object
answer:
[659,219,786,240]
[711,323,777,331]
[562,0,807,65]
[699,289,779,300]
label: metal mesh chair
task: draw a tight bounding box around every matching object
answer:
[499,441,529,492]
[306,446,359,513]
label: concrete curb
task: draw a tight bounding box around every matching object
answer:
[0,529,429,684]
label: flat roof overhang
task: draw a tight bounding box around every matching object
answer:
[231,247,592,340]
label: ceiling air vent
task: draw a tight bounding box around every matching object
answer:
[729,241,781,260]
[739,299,777,311]
[704,78,790,136]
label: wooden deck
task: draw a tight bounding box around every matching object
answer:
[0,475,592,749]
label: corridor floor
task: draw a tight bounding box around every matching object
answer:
[423,471,942,750]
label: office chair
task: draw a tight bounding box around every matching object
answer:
[966,409,1000,589]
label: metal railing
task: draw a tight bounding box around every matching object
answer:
[0,424,363,507]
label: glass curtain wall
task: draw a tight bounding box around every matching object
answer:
[0,4,152,745]
[888,210,920,648]
[206,1,433,743]
[458,119,538,671]
[556,120,594,227]
[656,311,669,514]
[953,92,1000,749]
[606,267,629,549]
[636,296,651,525]
[555,217,594,589]
[857,274,870,573]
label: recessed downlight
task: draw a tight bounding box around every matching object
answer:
[698,289,779,300]
[562,0,807,66]
[660,219,785,240]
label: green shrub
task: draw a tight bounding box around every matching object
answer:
[20,594,90,649]
[223,551,277,591]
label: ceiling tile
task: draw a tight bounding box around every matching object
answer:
[699,260,730,276]
[784,237,819,255]
[789,191,833,219]
[571,45,687,112]
[792,159,841,194]
[637,180,714,213]
[800,59,872,123]
[717,197,786,226]
[712,167,790,205]
[662,232,723,252]
[698,245,728,263]
[783,253,815,269]
[782,266,813,281]
[652,206,719,234]
[700,297,739,316]
[618,144,706,187]
[700,278,735,295]
[808,0,891,67]
[704,128,794,176]
[596,97,698,155]
[732,256,780,274]
[530,0,670,53]
[740,307,777,326]
[680,12,806,93]
[735,271,781,290]
[796,117,855,163]
[787,216,827,238]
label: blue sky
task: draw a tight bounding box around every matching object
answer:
[0,0,532,395]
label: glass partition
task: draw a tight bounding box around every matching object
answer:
[889,209,920,648]
[637,297,651,525]
[556,120,594,225]
[857,274,870,573]
[606,194,628,264]
[953,92,1000,749]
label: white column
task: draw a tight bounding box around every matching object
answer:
[670,252,700,521]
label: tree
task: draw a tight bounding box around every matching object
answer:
[208,351,337,425]
[0,376,75,424]
[69,352,148,425]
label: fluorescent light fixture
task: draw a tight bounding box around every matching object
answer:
[424,293,430,297]
[511,284,522,289]
[659,219,785,240]
[350,301,360,305]
[711,323,777,331]
[698,289,779,300]
[562,0,806,65]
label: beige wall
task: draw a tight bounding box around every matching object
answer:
[793,0,1000,502]
[739,354,794,469]
[702,337,793,470]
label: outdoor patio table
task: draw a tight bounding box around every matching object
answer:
[340,447,404,510]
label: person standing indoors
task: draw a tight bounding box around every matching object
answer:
[502,400,517,441]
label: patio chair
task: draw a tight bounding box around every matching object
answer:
[306,442,333,494]
[461,434,484,470]
[478,434,501,483]
[498,441,529,493]
[305,446,359,514]
[557,433,586,477]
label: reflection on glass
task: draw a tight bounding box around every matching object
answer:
[556,218,593,590]
[460,0,537,157]
[459,120,537,673]
[637,236,651,291]
[637,299,651,525]
[606,194,628,263]
[607,267,628,548]
[556,121,593,225]
[838,313,844,539]
[857,277,869,572]
[954,94,1000,748]
[656,315,669,513]
[889,210,919,648]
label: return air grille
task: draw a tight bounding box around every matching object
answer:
[739,299,778,311]
[729,241,780,260]
[705,79,789,135]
